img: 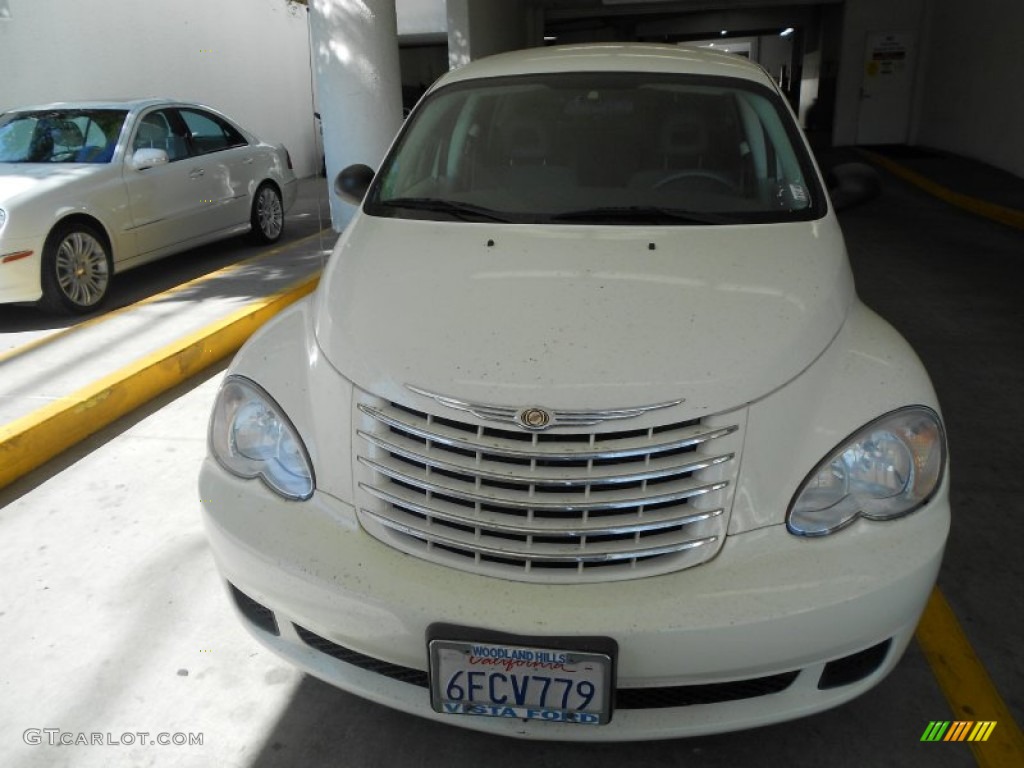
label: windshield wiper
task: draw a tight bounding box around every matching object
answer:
[548,206,735,225]
[379,197,514,223]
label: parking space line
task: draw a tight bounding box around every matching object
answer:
[916,588,1024,766]
[858,150,1024,231]
[0,228,330,367]
[0,272,319,492]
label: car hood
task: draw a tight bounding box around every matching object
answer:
[0,163,111,206]
[314,215,855,416]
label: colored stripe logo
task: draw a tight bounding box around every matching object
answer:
[921,721,997,742]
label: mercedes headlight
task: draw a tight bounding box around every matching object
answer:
[0,207,7,230]
[209,376,314,500]
[787,406,946,536]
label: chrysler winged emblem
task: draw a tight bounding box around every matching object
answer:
[407,386,682,431]
[516,407,553,431]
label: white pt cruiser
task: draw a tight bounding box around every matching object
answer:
[199,44,948,740]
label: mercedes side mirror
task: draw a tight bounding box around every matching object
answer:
[131,148,169,171]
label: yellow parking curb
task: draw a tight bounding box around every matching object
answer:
[916,588,1024,766]
[858,150,1024,231]
[0,273,319,492]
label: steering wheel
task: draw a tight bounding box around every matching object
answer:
[653,170,738,193]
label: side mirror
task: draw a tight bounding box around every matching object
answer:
[131,148,169,171]
[335,163,375,205]
[826,162,881,211]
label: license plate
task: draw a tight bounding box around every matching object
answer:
[429,639,613,725]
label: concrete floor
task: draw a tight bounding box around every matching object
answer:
[1,158,1021,767]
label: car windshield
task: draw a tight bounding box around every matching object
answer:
[0,109,128,164]
[366,72,823,225]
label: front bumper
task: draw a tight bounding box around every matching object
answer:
[199,459,949,741]
[0,233,43,304]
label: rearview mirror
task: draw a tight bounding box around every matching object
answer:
[335,163,375,205]
[131,148,169,171]
[826,162,881,211]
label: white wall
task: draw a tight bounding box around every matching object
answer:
[832,0,927,147]
[915,0,1024,178]
[0,0,317,177]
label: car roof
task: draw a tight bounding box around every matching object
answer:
[434,43,776,91]
[4,98,235,116]
[9,98,170,111]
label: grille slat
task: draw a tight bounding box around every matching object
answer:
[361,507,719,563]
[358,429,734,487]
[359,482,725,536]
[359,403,737,462]
[358,455,727,512]
[355,395,740,583]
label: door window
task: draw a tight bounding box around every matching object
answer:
[133,109,189,162]
[179,109,247,155]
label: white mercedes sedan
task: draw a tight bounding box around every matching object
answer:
[0,99,297,313]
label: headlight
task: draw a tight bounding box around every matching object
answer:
[209,375,314,500]
[787,406,946,536]
[0,207,7,230]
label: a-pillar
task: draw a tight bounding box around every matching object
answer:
[309,0,403,231]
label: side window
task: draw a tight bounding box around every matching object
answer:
[179,109,247,155]
[132,109,189,162]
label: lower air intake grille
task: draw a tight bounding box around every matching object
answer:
[296,624,799,709]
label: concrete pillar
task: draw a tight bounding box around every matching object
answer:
[447,0,531,70]
[309,0,403,230]
[447,0,472,69]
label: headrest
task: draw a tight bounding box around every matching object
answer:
[50,120,85,148]
[137,119,168,145]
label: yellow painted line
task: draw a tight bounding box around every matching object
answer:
[0,229,331,367]
[859,150,1024,231]
[916,588,1024,766]
[0,272,320,492]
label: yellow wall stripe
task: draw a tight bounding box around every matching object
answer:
[0,273,319,492]
[916,589,1024,765]
[858,150,1024,231]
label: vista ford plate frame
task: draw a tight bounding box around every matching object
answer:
[427,624,618,725]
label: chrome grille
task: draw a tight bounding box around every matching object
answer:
[354,394,741,583]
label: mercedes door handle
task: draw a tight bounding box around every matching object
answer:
[189,168,205,179]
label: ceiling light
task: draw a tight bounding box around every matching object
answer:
[780,27,794,37]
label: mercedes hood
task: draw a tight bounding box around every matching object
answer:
[314,215,854,417]
[0,163,110,206]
